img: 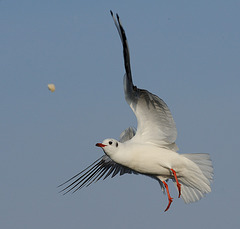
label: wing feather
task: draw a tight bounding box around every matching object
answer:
[58,155,137,194]
[119,126,136,143]
[111,12,178,148]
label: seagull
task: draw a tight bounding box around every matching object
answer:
[59,11,213,212]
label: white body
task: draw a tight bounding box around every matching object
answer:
[111,142,180,176]
[102,136,213,204]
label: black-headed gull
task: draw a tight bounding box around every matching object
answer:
[59,11,213,212]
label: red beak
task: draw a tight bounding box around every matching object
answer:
[95,143,107,148]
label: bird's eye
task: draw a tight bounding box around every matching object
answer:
[109,141,112,145]
[116,142,118,147]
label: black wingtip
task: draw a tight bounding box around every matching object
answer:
[110,10,113,16]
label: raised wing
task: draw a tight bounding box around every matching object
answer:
[129,89,178,149]
[110,11,133,87]
[111,12,178,149]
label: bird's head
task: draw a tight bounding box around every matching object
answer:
[96,138,120,157]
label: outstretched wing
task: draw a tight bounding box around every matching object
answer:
[111,12,178,149]
[58,155,137,194]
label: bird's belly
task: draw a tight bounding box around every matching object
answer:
[130,160,170,175]
[125,146,178,176]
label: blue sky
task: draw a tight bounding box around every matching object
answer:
[1,1,240,228]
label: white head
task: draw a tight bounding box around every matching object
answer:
[96,138,120,158]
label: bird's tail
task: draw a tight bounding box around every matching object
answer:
[176,153,213,204]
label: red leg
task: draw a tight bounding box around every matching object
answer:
[162,181,173,212]
[171,169,181,198]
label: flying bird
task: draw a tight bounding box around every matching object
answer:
[59,11,213,212]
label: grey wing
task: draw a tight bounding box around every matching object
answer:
[119,126,136,143]
[111,12,178,149]
[129,89,178,150]
[58,155,137,194]
[111,11,133,88]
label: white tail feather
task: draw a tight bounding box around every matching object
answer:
[176,153,213,204]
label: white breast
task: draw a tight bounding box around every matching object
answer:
[112,141,184,176]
